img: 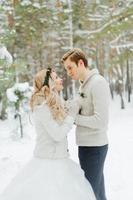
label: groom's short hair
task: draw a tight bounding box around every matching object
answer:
[61,48,88,68]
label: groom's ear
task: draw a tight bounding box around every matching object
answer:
[78,59,84,67]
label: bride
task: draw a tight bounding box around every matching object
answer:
[0,67,96,200]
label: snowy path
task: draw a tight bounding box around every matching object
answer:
[105,98,133,200]
[0,98,133,199]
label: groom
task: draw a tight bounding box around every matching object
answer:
[61,48,110,200]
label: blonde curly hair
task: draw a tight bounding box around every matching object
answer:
[30,69,67,122]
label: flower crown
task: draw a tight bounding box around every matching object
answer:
[42,67,52,87]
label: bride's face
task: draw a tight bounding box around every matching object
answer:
[50,71,63,92]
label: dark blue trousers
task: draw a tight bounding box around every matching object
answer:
[78,145,108,200]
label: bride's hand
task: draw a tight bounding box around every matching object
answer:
[65,98,81,119]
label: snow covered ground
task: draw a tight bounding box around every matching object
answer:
[0,96,133,200]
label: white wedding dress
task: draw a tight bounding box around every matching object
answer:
[0,104,96,200]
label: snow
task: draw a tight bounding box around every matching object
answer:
[0,97,133,199]
[0,46,13,66]
[63,9,72,13]
[87,14,104,19]
[6,88,18,102]
[33,3,41,9]
[88,18,103,21]
[110,43,133,49]
[6,82,32,102]
[14,82,30,92]
[87,18,118,38]
[105,97,133,200]
[20,0,31,6]
[110,33,124,45]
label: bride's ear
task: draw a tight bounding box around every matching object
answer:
[51,86,56,91]
[49,79,55,91]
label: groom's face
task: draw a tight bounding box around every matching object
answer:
[63,58,80,80]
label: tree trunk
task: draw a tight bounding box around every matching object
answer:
[126,54,131,102]
[67,0,76,98]
[0,94,7,120]
[120,93,125,109]
[18,113,23,138]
